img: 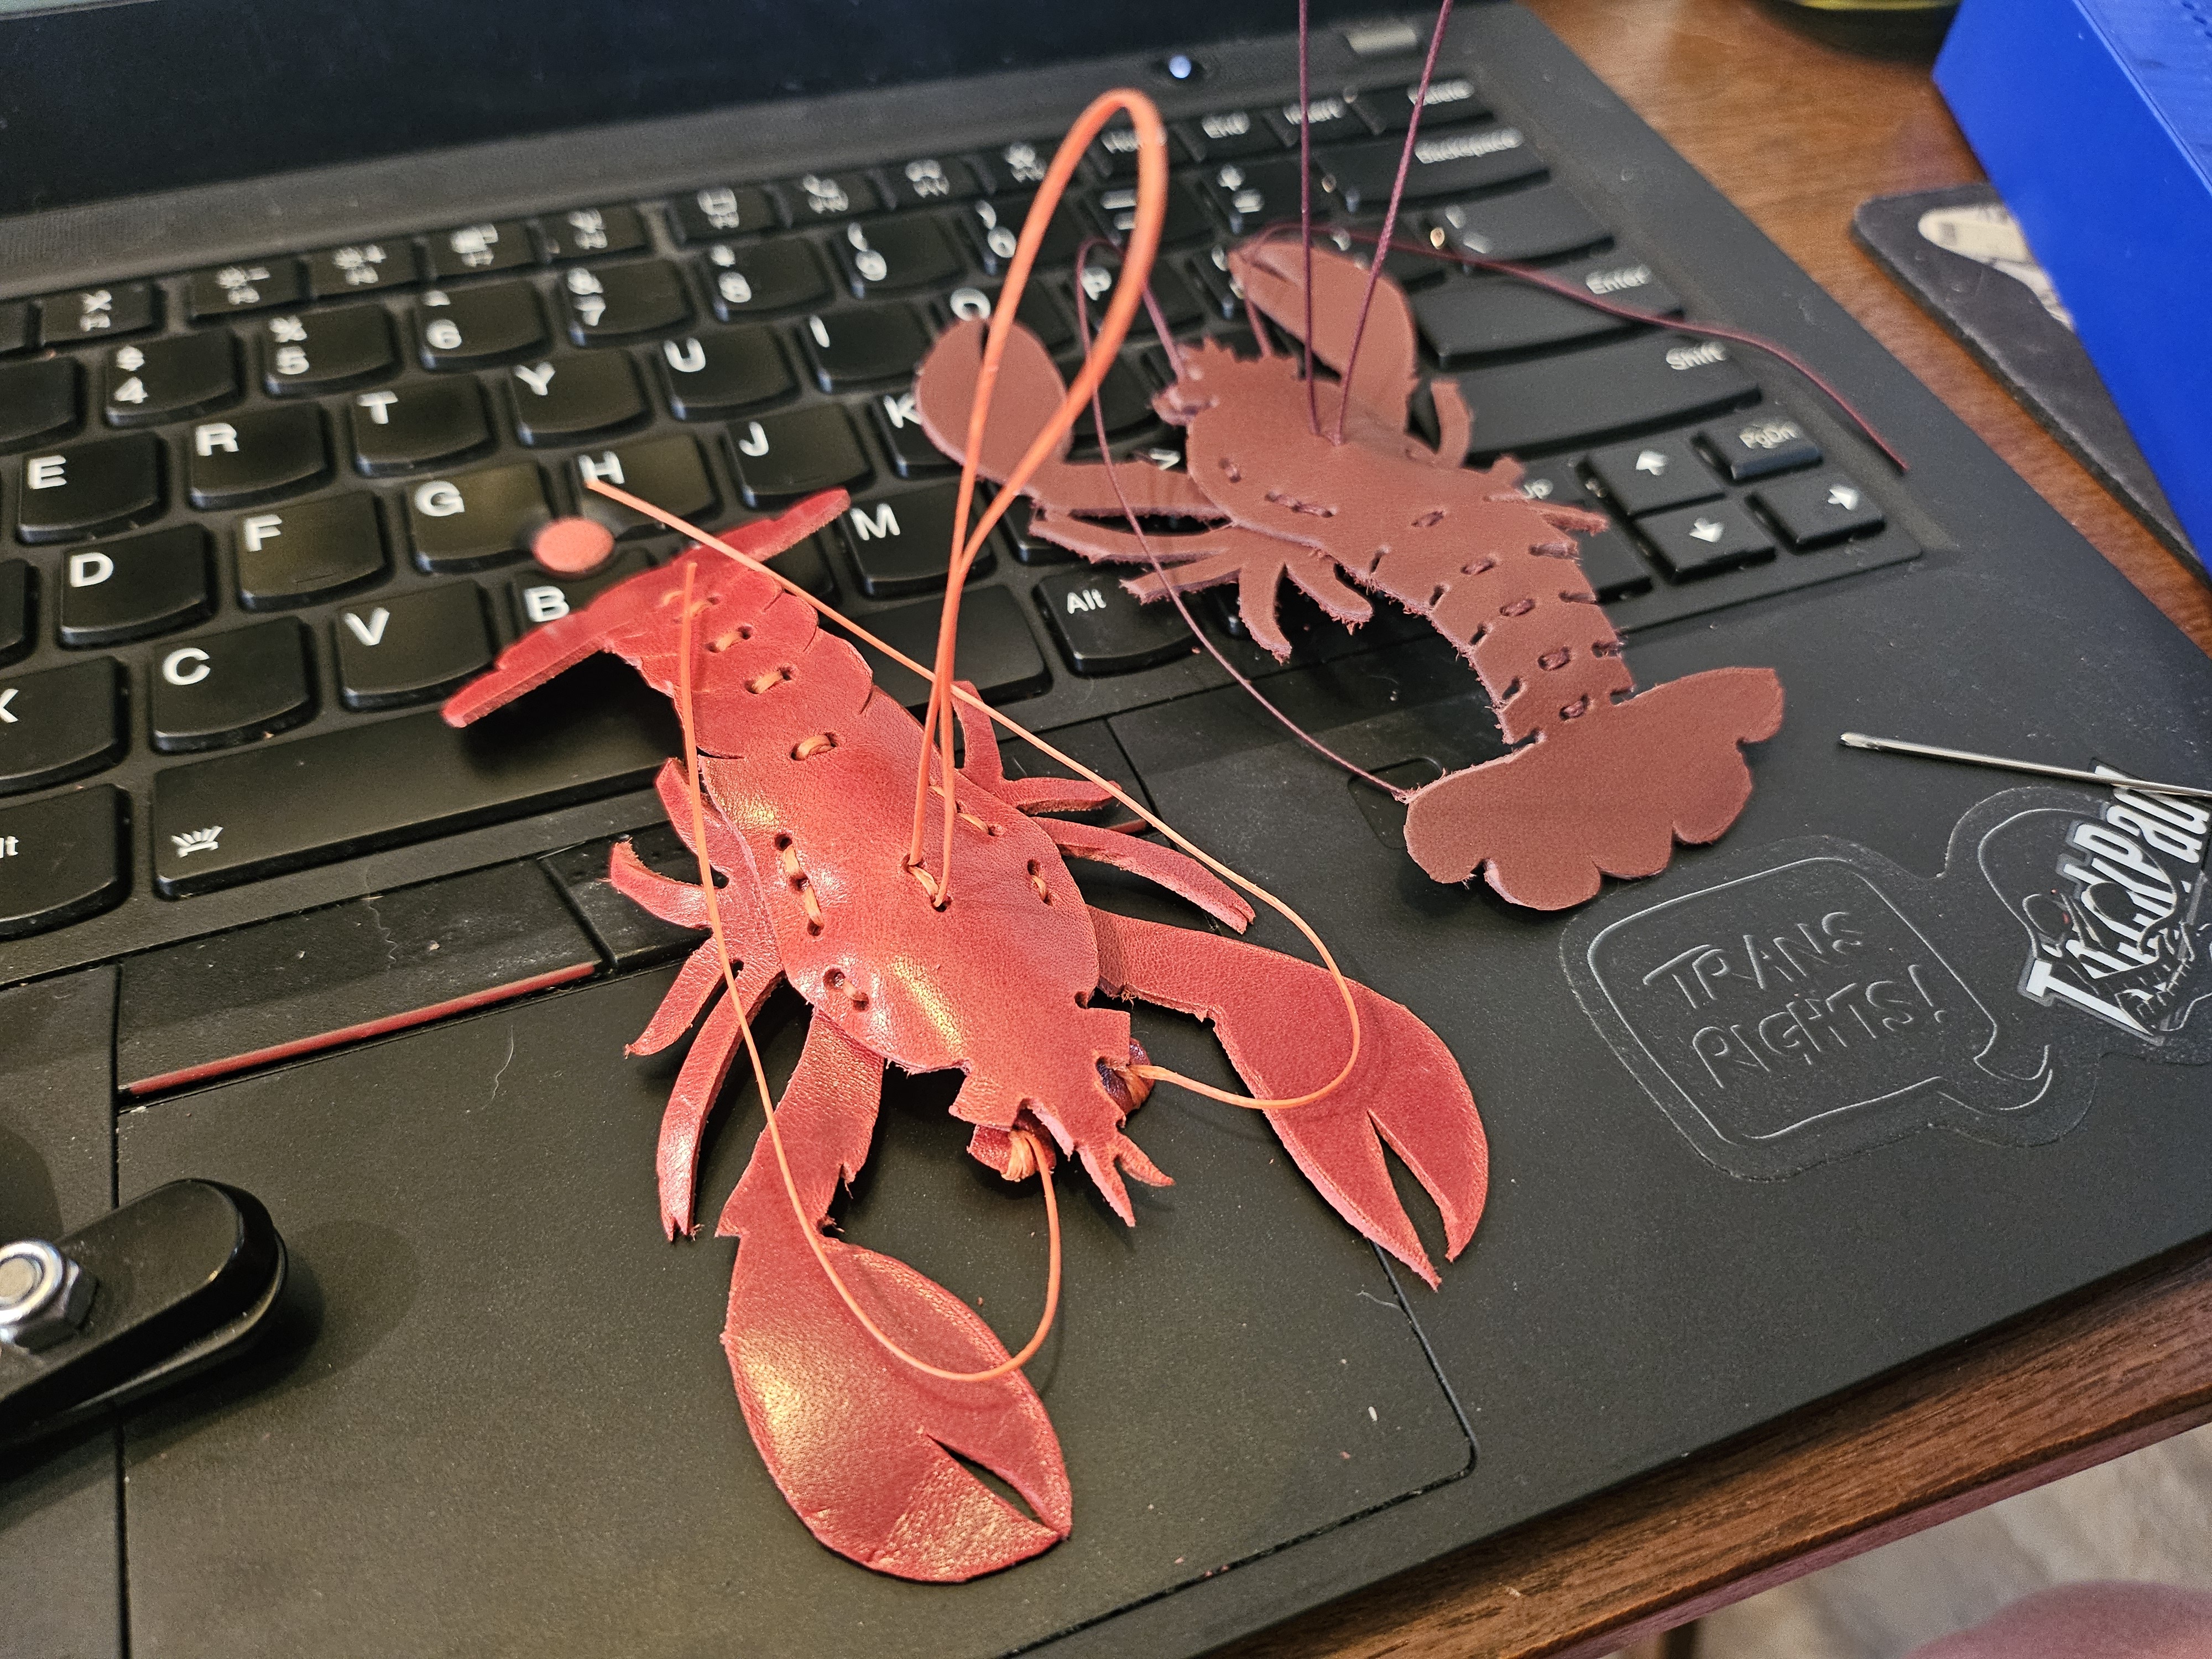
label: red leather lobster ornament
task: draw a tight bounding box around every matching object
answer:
[912,238,1785,910]
[442,498,1486,1582]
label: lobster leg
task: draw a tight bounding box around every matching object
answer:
[1089,907,1486,1287]
[716,1013,1072,1581]
[1034,818,1254,932]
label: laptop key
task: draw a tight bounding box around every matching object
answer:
[786,171,882,221]
[982,139,1057,191]
[0,560,26,663]
[1202,156,1314,236]
[186,258,304,319]
[404,461,551,571]
[0,659,123,792]
[1575,524,1655,601]
[1451,333,1760,460]
[513,549,655,629]
[872,389,953,478]
[333,583,494,710]
[234,493,388,609]
[698,237,831,319]
[0,785,125,938]
[415,283,547,368]
[306,241,424,298]
[0,301,30,356]
[1432,183,1611,264]
[1089,179,1216,248]
[1754,471,1886,548]
[1267,95,1375,145]
[1322,128,1542,212]
[15,434,163,542]
[508,354,648,445]
[1585,436,1723,517]
[835,585,1049,707]
[1035,568,1194,674]
[658,327,794,418]
[1181,108,1282,160]
[147,669,676,897]
[963,195,1087,274]
[839,484,999,598]
[0,357,81,452]
[536,205,649,261]
[572,437,717,536]
[1413,253,1679,365]
[1087,121,1195,179]
[103,333,239,425]
[670,185,782,243]
[1637,499,1775,580]
[39,282,159,346]
[1071,256,1204,335]
[57,525,213,646]
[149,619,313,751]
[561,259,692,343]
[938,281,1074,350]
[186,406,330,509]
[728,404,870,504]
[1352,77,1488,133]
[349,381,493,475]
[1700,413,1823,482]
[886,155,982,210]
[1060,353,1157,442]
[260,304,398,394]
[424,221,536,279]
[836,216,963,298]
[799,304,931,389]
[1001,497,1074,565]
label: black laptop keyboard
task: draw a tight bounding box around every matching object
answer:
[0,75,1919,952]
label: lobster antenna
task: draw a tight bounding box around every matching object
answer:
[1332,0,1456,445]
[1297,0,1320,436]
[672,558,1066,1386]
[585,474,1368,1114]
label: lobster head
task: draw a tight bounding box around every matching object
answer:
[1220,238,1423,434]
[442,492,848,728]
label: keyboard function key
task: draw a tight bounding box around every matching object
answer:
[1353,77,1488,132]
[728,404,870,505]
[1181,108,1281,160]
[57,525,213,646]
[1585,436,1722,518]
[404,461,551,571]
[699,237,832,319]
[15,435,163,544]
[838,484,998,598]
[786,171,881,221]
[40,283,159,346]
[415,283,547,368]
[1754,471,1886,549]
[508,353,648,445]
[333,584,494,710]
[307,241,424,298]
[1637,499,1775,580]
[425,221,537,279]
[260,305,397,395]
[150,619,315,752]
[0,785,125,938]
[235,493,388,609]
[1267,95,1375,145]
[562,259,692,343]
[186,406,330,509]
[0,658,124,792]
[799,304,932,390]
[656,327,794,418]
[1574,524,1654,601]
[671,185,782,243]
[536,205,649,261]
[0,357,82,453]
[837,216,963,298]
[349,382,493,476]
[1431,183,1610,264]
[1087,121,1193,178]
[872,388,952,478]
[1702,414,1823,482]
[186,258,305,319]
[0,560,26,664]
[886,156,982,210]
[103,333,240,425]
[572,436,717,536]
[1034,568,1193,674]
[983,140,1056,191]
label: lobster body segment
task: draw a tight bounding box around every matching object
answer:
[913,239,1785,910]
[441,504,1488,1580]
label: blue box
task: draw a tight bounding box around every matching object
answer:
[1937,0,2212,575]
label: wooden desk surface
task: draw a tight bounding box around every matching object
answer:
[1221,4,2212,1655]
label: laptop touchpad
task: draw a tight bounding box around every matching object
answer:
[116,962,1469,1656]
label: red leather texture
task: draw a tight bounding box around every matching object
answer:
[910,239,1786,908]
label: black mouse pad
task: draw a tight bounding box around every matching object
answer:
[114,961,1470,1658]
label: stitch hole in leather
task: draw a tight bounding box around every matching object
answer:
[790,732,838,760]
[1559,693,1592,719]
[1500,597,1535,617]
[1026,859,1052,904]
[1538,648,1572,671]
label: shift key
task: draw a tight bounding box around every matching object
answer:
[150,659,679,896]
[1452,333,1758,460]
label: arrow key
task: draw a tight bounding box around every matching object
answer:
[1585,435,1721,518]
[1753,470,1886,550]
[1638,500,1775,580]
